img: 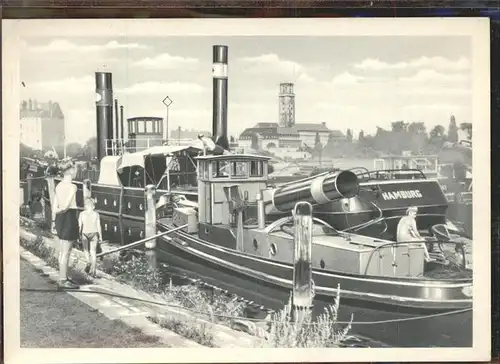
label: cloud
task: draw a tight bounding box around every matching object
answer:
[354,56,470,72]
[331,72,365,85]
[30,75,94,93]
[399,69,469,83]
[402,86,472,96]
[403,103,467,112]
[28,39,148,53]
[295,73,316,84]
[237,54,304,77]
[64,109,96,143]
[118,81,206,95]
[315,102,357,111]
[133,53,199,69]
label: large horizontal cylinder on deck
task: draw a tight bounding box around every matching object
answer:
[264,170,359,214]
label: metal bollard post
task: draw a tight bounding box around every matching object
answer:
[292,201,314,323]
[145,249,157,270]
[83,179,92,200]
[144,185,157,249]
[256,193,265,229]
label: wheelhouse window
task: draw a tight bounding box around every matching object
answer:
[212,161,230,178]
[145,121,153,133]
[138,121,145,133]
[232,161,248,178]
[198,162,204,179]
[250,160,263,177]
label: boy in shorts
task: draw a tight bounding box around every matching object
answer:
[78,198,102,277]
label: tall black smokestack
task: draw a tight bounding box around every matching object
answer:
[120,105,124,140]
[114,99,119,140]
[95,72,114,160]
[212,45,229,151]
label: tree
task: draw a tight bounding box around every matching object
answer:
[448,115,458,142]
[346,128,353,142]
[358,130,365,142]
[430,125,446,139]
[66,142,83,158]
[84,137,98,160]
[230,135,235,143]
[313,132,323,161]
[391,121,409,133]
[408,122,426,135]
[460,122,472,139]
[407,122,428,154]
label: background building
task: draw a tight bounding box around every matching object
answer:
[20,99,65,155]
[238,122,343,151]
[238,83,345,156]
[279,83,295,128]
[170,127,212,140]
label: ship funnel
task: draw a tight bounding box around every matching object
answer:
[265,170,359,214]
[212,45,229,151]
[95,72,114,161]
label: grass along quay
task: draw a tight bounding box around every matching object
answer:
[19,216,357,348]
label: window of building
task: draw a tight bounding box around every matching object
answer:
[231,161,248,178]
[250,160,263,177]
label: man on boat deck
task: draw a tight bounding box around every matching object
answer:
[396,206,433,262]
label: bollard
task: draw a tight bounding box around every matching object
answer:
[292,201,314,323]
[83,179,92,200]
[145,249,157,270]
[144,184,157,249]
[256,193,265,229]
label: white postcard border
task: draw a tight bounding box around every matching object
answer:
[2,17,491,363]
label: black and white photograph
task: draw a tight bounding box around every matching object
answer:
[3,18,491,363]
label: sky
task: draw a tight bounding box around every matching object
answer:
[19,36,472,144]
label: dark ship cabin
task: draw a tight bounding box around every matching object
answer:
[111,146,201,190]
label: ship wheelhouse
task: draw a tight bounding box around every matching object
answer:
[195,154,271,229]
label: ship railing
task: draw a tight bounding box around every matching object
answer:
[355,168,427,182]
[104,138,197,156]
[445,191,473,204]
[338,198,387,234]
[362,236,470,276]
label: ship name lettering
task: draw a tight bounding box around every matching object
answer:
[381,190,423,200]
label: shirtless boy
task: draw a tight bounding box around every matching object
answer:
[78,198,102,277]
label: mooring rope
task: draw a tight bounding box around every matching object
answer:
[37,284,471,327]
[95,224,188,258]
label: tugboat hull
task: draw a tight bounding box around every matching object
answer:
[155,220,472,348]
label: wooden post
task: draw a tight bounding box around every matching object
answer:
[144,184,157,270]
[45,175,57,234]
[292,201,314,323]
[26,174,33,215]
[145,185,157,248]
